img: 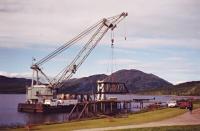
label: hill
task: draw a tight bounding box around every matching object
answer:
[1,69,199,96]
[0,75,32,94]
[171,81,200,95]
[60,69,172,93]
[0,69,172,94]
[59,74,107,93]
[141,81,200,96]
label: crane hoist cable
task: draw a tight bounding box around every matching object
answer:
[110,29,114,74]
[111,41,114,82]
[31,12,128,89]
[124,18,127,40]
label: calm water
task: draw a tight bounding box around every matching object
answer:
[0,94,65,127]
[0,94,199,127]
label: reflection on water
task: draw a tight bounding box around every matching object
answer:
[24,113,64,125]
[0,94,199,127]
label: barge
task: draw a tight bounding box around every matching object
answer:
[18,103,75,113]
[18,81,131,114]
[17,13,129,116]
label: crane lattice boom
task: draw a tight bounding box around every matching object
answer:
[31,12,128,89]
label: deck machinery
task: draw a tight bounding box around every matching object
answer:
[18,12,129,113]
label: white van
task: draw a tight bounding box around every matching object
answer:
[167,100,177,107]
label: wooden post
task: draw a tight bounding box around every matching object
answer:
[103,103,105,113]
[101,102,103,112]
[110,102,112,112]
[93,103,96,113]
[128,102,131,112]
[86,103,89,117]
[76,104,79,118]
[140,101,143,109]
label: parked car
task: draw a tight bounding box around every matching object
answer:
[167,100,177,107]
[177,100,190,109]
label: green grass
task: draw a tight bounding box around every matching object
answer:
[9,108,187,131]
[110,125,200,131]
[193,100,200,109]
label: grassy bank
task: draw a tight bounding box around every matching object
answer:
[9,108,187,131]
[193,100,200,109]
[111,125,200,131]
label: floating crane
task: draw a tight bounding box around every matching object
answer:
[26,12,128,104]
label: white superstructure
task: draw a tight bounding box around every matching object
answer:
[27,85,53,104]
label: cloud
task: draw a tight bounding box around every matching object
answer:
[97,58,138,65]
[96,57,200,84]
[0,0,200,50]
[110,37,200,49]
[0,71,31,78]
[0,0,200,84]
[127,56,200,84]
[0,70,54,83]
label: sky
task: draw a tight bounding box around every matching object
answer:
[0,0,200,84]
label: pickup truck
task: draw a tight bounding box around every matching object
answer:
[177,100,190,109]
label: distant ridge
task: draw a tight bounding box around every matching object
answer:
[0,75,32,94]
[104,69,172,92]
[169,81,200,96]
[1,69,199,95]
[60,69,172,93]
[140,81,200,96]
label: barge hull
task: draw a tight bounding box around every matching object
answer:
[18,103,74,113]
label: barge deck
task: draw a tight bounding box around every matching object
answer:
[18,100,132,115]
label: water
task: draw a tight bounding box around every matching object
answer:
[0,94,199,127]
[0,94,65,127]
[106,94,174,111]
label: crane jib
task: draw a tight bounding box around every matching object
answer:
[31,12,128,89]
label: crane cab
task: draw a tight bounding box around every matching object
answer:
[27,85,53,104]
